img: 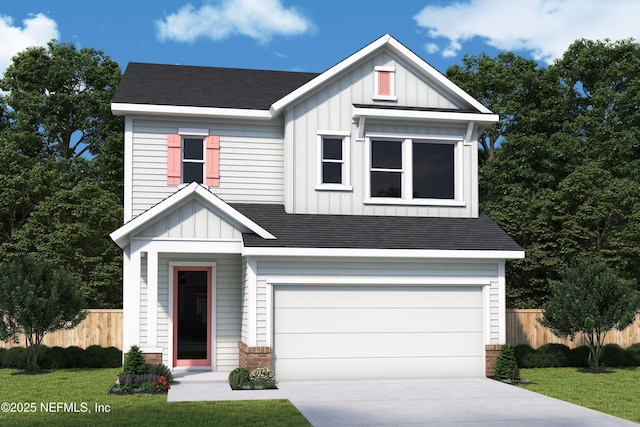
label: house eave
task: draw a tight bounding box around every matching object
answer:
[111,103,273,120]
[241,247,525,259]
[352,106,499,125]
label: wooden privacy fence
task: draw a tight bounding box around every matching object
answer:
[506,309,640,349]
[2,308,638,351]
[0,309,122,350]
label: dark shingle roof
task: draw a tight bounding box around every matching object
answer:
[113,63,319,110]
[232,204,522,251]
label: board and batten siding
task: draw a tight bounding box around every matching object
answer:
[130,118,285,218]
[284,49,479,217]
[156,253,243,371]
[254,259,500,347]
[135,199,244,240]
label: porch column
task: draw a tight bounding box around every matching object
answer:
[146,250,158,347]
[246,257,258,346]
[122,245,141,354]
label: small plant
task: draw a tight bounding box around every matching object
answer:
[249,367,276,389]
[121,345,148,376]
[494,344,518,380]
[228,367,251,390]
[112,373,167,394]
[150,363,173,383]
[153,376,171,391]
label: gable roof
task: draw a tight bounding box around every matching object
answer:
[110,183,276,248]
[233,204,523,258]
[112,34,496,121]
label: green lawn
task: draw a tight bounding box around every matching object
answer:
[0,368,311,426]
[519,367,640,423]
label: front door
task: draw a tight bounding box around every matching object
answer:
[173,267,212,367]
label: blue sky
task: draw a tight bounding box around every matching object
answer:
[2,0,639,77]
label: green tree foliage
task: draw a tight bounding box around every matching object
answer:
[0,40,122,160]
[122,345,149,376]
[540,261,640,369]
[0,255,87,371]
[449,39,640,307]
[11,180,123,307]
[494,344,518,379]
[0,41,124,308]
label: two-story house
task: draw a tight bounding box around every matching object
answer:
[110,34,524,380]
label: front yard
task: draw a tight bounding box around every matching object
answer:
[2,366,639,425]
[0,368,311,426]
[519,367,640,423]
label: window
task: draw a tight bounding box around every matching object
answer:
[315,131,351,191]
[373,66,397,101]
[367,136,461,205]
[182,137,205,184]
[167,131,220,186]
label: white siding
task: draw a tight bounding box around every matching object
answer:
[130,118,285,218]
[135,199,244,240]
[156,253,242,371]
[256,259,500,346]
[284,49,479,217]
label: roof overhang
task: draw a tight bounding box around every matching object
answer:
[242,247,525,259]
[110,182,276,248]
[270,34,494,116]
[352,105,499,126]
[111,103,273,120]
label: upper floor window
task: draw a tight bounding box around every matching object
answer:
[373,66,397,101]
[366,135,462,205]
[168,130,220,187]
[315,130,352,191]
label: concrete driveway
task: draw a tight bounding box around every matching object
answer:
[168,372,638,426]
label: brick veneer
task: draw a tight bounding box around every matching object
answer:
[485,344,502,377]
[122,352,163,368]
[238,342,272,370]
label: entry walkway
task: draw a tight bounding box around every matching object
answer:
[168,371,638,426]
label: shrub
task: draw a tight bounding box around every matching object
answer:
[520,344,570,368]
[228,367,251,390]
[102,346,123,368]
[627,343,640,366]
[249,367,277,389]
[0,348,6,367]
[150,363,173,383]
[65,346,86,368]
[84,345,107,368]
[3,347,27,369]
[494,344,518,379]
[41,346,68,369]
[513,344,535,367]
[122,345,148,375]
[601,344,629,367]
[568,346,591,367]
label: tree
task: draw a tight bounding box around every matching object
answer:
[0,256,87,371]
[0,40,122,160]
[446,52,559,164]
[11,180,123,307]
[540,261,640,369]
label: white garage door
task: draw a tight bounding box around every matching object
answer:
[273,285,484,380]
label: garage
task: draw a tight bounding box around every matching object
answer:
[273,285,485,380]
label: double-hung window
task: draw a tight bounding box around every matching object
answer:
[167,129,220,186]
[315,130,351,191]
[366,135,462,205]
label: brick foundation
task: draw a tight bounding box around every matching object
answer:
[485,344,502,377]
[238,342,272,371]
[124,352,163,367]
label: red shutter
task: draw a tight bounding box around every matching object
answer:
[205,135,220,187]
[378,70,391,96]
[167,134,181,185]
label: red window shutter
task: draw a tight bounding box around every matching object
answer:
[377,70,391,96]
[205,135,220,187]
[167,134,181,185]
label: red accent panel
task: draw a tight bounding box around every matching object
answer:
[378,70,391,96]
[167,134,181,185]
[206,135,220,187]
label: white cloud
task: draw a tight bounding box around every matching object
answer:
[156,0,315,44]
[0,13,59,77]
[414,0,640,64]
